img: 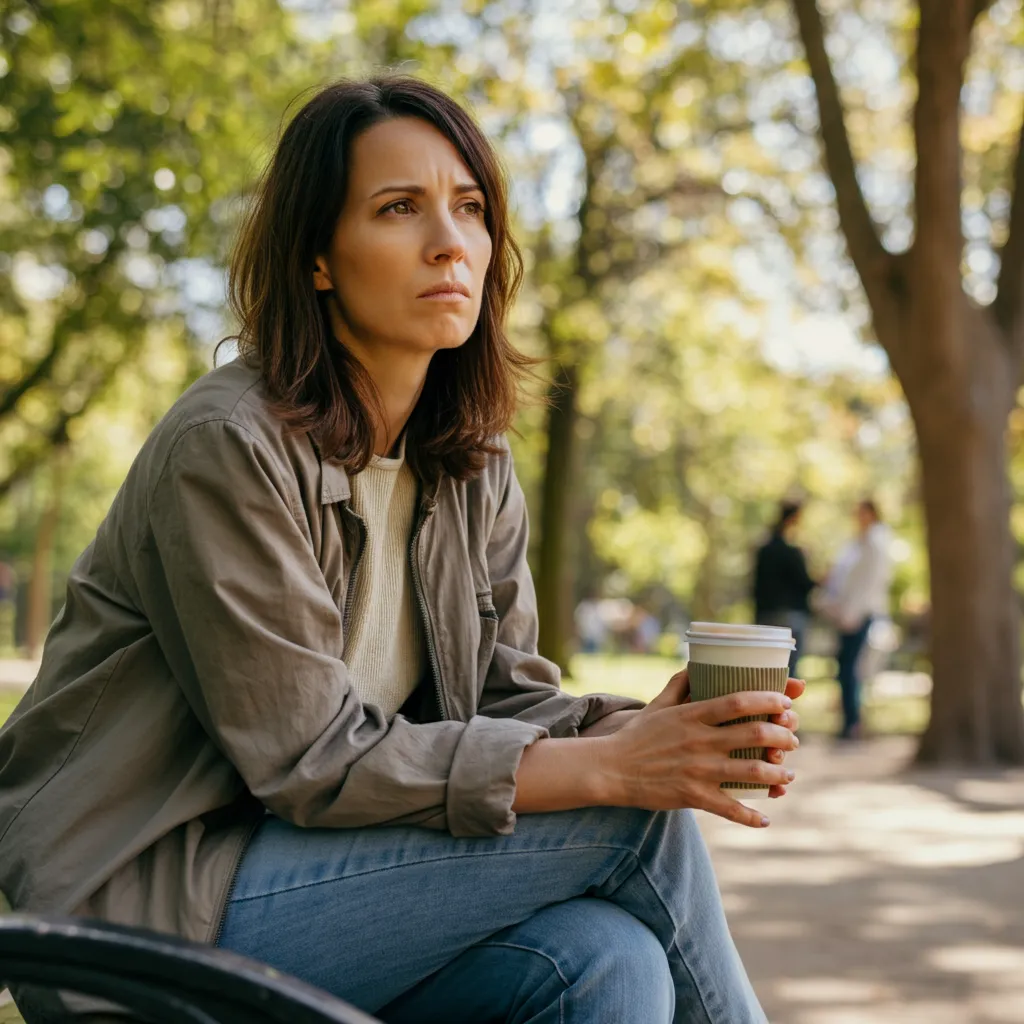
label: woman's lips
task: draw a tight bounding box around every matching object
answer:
[418,290,470,302]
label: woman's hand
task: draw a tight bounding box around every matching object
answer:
[622,669,803,798]
[596,682,801,828]
[515,671,802,823]
[581,670,803,801]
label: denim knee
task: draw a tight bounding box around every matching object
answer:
[489,897,674,1023]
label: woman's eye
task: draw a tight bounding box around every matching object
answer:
[462,201,485,217]
[384,200,413,215]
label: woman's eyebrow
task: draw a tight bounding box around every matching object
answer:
[368,182,484,199]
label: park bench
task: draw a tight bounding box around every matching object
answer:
[0,914,382,1024]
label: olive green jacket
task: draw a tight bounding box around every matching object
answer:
[0,359,640,947]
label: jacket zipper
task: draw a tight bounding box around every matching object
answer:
[410,499,446,720]
[211,816,260,947]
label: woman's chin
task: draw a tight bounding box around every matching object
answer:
[422,328,474,353]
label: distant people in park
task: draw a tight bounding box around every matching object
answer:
[630,603,661,654]
[821,499,893,741]
[573,590,606,654]
[0,77,801,1023]
[752,500,816,676]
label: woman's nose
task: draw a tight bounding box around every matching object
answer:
[426,213,467,263]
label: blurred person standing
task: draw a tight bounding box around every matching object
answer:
[573,590,606,654]
[753,500,816,677]
[821,499,893,740]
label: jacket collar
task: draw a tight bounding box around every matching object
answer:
[314,437,443,507]
[320,457,352,504]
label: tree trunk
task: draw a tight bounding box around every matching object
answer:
[908,315,1024,763]
[537,362,579,673]
[25,448,67,659]
[792,0,1024,763]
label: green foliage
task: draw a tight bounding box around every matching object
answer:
[0,0,315,492]
[10,0,1022,655]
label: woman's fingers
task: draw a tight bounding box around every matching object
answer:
[703,792,772,829]
[696,691,792,726]
[717,755,795,789]
[769,709,800,731]
[768,783,788,798]
[785,677,806,700]
[716,719,797,753]
[652,669,689,709]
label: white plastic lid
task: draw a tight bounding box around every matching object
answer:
[685,622,793,645]
[685,634,795,651]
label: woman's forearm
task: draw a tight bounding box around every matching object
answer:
[512,736,616,814]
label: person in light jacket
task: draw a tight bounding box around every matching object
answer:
[822,499,893,740]
[0,77,802,1024]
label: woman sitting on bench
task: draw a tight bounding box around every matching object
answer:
[0,75,801,1024]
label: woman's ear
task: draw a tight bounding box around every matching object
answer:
[312,256,333,292]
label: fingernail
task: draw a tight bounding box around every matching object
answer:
[782,696,793,708]
[760,816,771,827]
[785,770,796,781]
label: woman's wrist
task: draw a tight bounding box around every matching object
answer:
[512,735,620,813]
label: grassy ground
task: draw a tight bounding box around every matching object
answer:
[0,688,20,727]
[565,652,930,736]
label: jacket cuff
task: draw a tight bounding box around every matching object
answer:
[544,692,646,739]
[446,716,547,837]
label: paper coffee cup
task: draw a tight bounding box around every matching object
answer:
[685,622,794,794]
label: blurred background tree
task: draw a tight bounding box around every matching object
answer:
[0,0,1021,763]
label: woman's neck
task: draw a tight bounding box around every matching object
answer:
[325,305,433,456]
[343,340,431,456]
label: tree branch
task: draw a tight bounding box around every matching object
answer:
[0,362,117,499]
[972,0,997,25]
[791,0,891,310]
[0,409,75,501]
[995,113,1024,344]
[0,339,65,421]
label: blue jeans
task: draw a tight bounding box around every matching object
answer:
[760,609,808,678]
[217,807,766,1023]
[837,617,872,736]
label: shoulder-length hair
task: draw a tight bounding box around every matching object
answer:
[228,75,534,482]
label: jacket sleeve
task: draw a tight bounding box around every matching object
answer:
[476,446,644,735]
[137,419,545,837]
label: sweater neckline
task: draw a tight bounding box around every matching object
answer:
[368,432,407,471]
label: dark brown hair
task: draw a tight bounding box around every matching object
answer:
[228,75,534,481]
[859,498,881,522]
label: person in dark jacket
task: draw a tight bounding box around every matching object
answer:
[753,501,816,676]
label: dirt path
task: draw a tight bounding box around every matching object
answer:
[699,736,1024,1024]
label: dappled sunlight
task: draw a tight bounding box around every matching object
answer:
[792,1003,979,1024]
[870,896,1008,930]
[774,978,896,1005]
[717,853,871,887]
[700,738,1024,1023]
[739,919,809,939]
[927,944,1024,975]
[953,775,1024,808]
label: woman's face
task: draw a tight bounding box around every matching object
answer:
[314,116,493,358]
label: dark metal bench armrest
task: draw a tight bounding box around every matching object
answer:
[0,914,381,1024]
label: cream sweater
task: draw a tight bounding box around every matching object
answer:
[343,437,426,718]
